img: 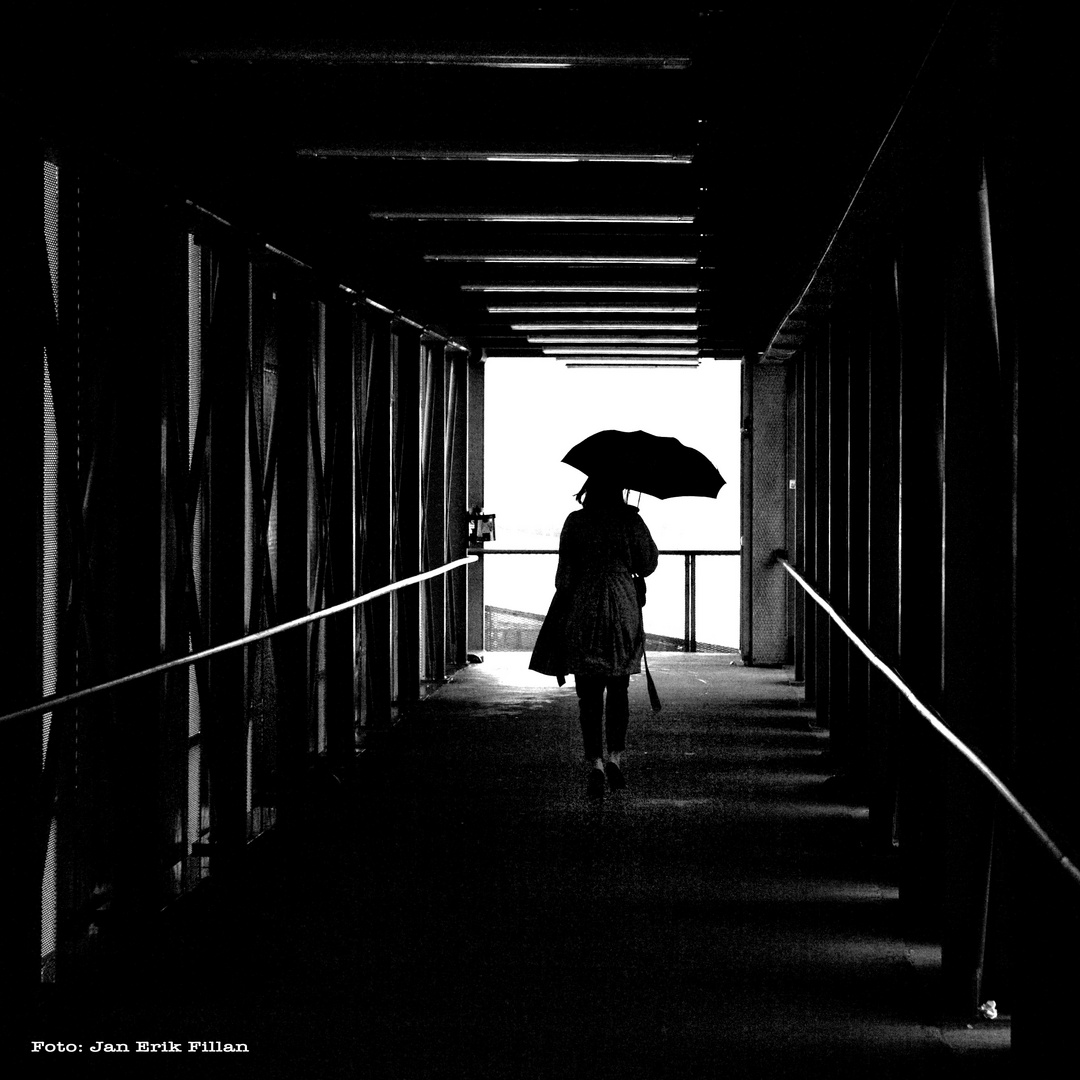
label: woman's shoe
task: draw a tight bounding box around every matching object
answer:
[586,767,606,800]
[605,760,627,790]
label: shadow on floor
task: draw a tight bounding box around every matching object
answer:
[29,655,1010,1079]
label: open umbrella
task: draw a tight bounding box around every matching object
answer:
[563,429,725,499]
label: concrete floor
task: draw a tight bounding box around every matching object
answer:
[34,653,1011,1079]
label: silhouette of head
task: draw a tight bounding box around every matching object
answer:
[576,477,625,509]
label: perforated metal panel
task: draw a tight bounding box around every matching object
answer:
[40,160,61,981]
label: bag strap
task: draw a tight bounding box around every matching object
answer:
[626,519,662,713]
[642,649,662,713]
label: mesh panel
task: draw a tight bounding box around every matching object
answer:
[41,820,58,982]
[249,293,281,837]
[41,161,61,979]
[486,606,544,651]
[309,302,328,752]
[186,236,209,881]
[188,237,202,468]
[188,740,206,885]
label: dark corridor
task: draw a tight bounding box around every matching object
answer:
[2,6,1076,1077]
[33,657,1010,1079]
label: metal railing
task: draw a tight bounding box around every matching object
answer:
[0,556,478,727]
[779,555,1080,889]
[469,547,738,653]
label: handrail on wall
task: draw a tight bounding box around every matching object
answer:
[779,555,1080,889]
[0,556,478,728]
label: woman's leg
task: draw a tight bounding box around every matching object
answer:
[574,674,605,763]
[604,675,631,756]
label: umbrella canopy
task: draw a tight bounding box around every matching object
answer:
[563,429,725,500]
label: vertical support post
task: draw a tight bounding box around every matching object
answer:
[204,247,251,871]
[273,284,315,827]
[60,160,171,931]
[360,316,393,726]
[466,356,485,655]
[743,361,788,664]
[739,357,752,658]
[690,555,697,652]
[938,162,1008,1015]
[866,253,902,853]
[827,319,851,766]
[813,337,831,715]
[447,350,470,667]
[801,348,818,701]
[847,295,871,786]
[424,340,447,682]
[786,360,801,670]
[394,328,422,705]
[111,201,177,928]
[324,301,359,765]
[896,220,947,938]
[684,554,691,653]
[683,554,698,652]
[1009,13,1080,1052]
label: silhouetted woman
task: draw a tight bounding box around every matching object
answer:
[530,478,659,798]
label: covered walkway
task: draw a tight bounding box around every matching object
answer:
[37,655,1008,1078]
[4,7,1075,1077]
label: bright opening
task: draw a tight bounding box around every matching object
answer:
[483,357,742,652]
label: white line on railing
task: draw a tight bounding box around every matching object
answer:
[0,556,478,727]
[780,557,1080,888]
[467,548,740,556]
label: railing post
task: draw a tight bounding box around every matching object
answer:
[689,554,698,652]
[684,554,691,652]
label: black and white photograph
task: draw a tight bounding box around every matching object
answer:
[2,4,1074,1077]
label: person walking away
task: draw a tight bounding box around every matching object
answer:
[529,478,659,798]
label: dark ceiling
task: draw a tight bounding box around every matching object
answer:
[12,4,953,363]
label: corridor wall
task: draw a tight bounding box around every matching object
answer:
[0,135,475,1015]
[750,1,1077,1066]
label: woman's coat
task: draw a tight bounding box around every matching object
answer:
[529,503,658,678]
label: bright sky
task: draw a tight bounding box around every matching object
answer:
[484,357,742,549]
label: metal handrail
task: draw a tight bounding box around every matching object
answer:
[779,556,1080,889]
[469,546,738,652]
[468,547,739,556]
[0,555,478,727]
